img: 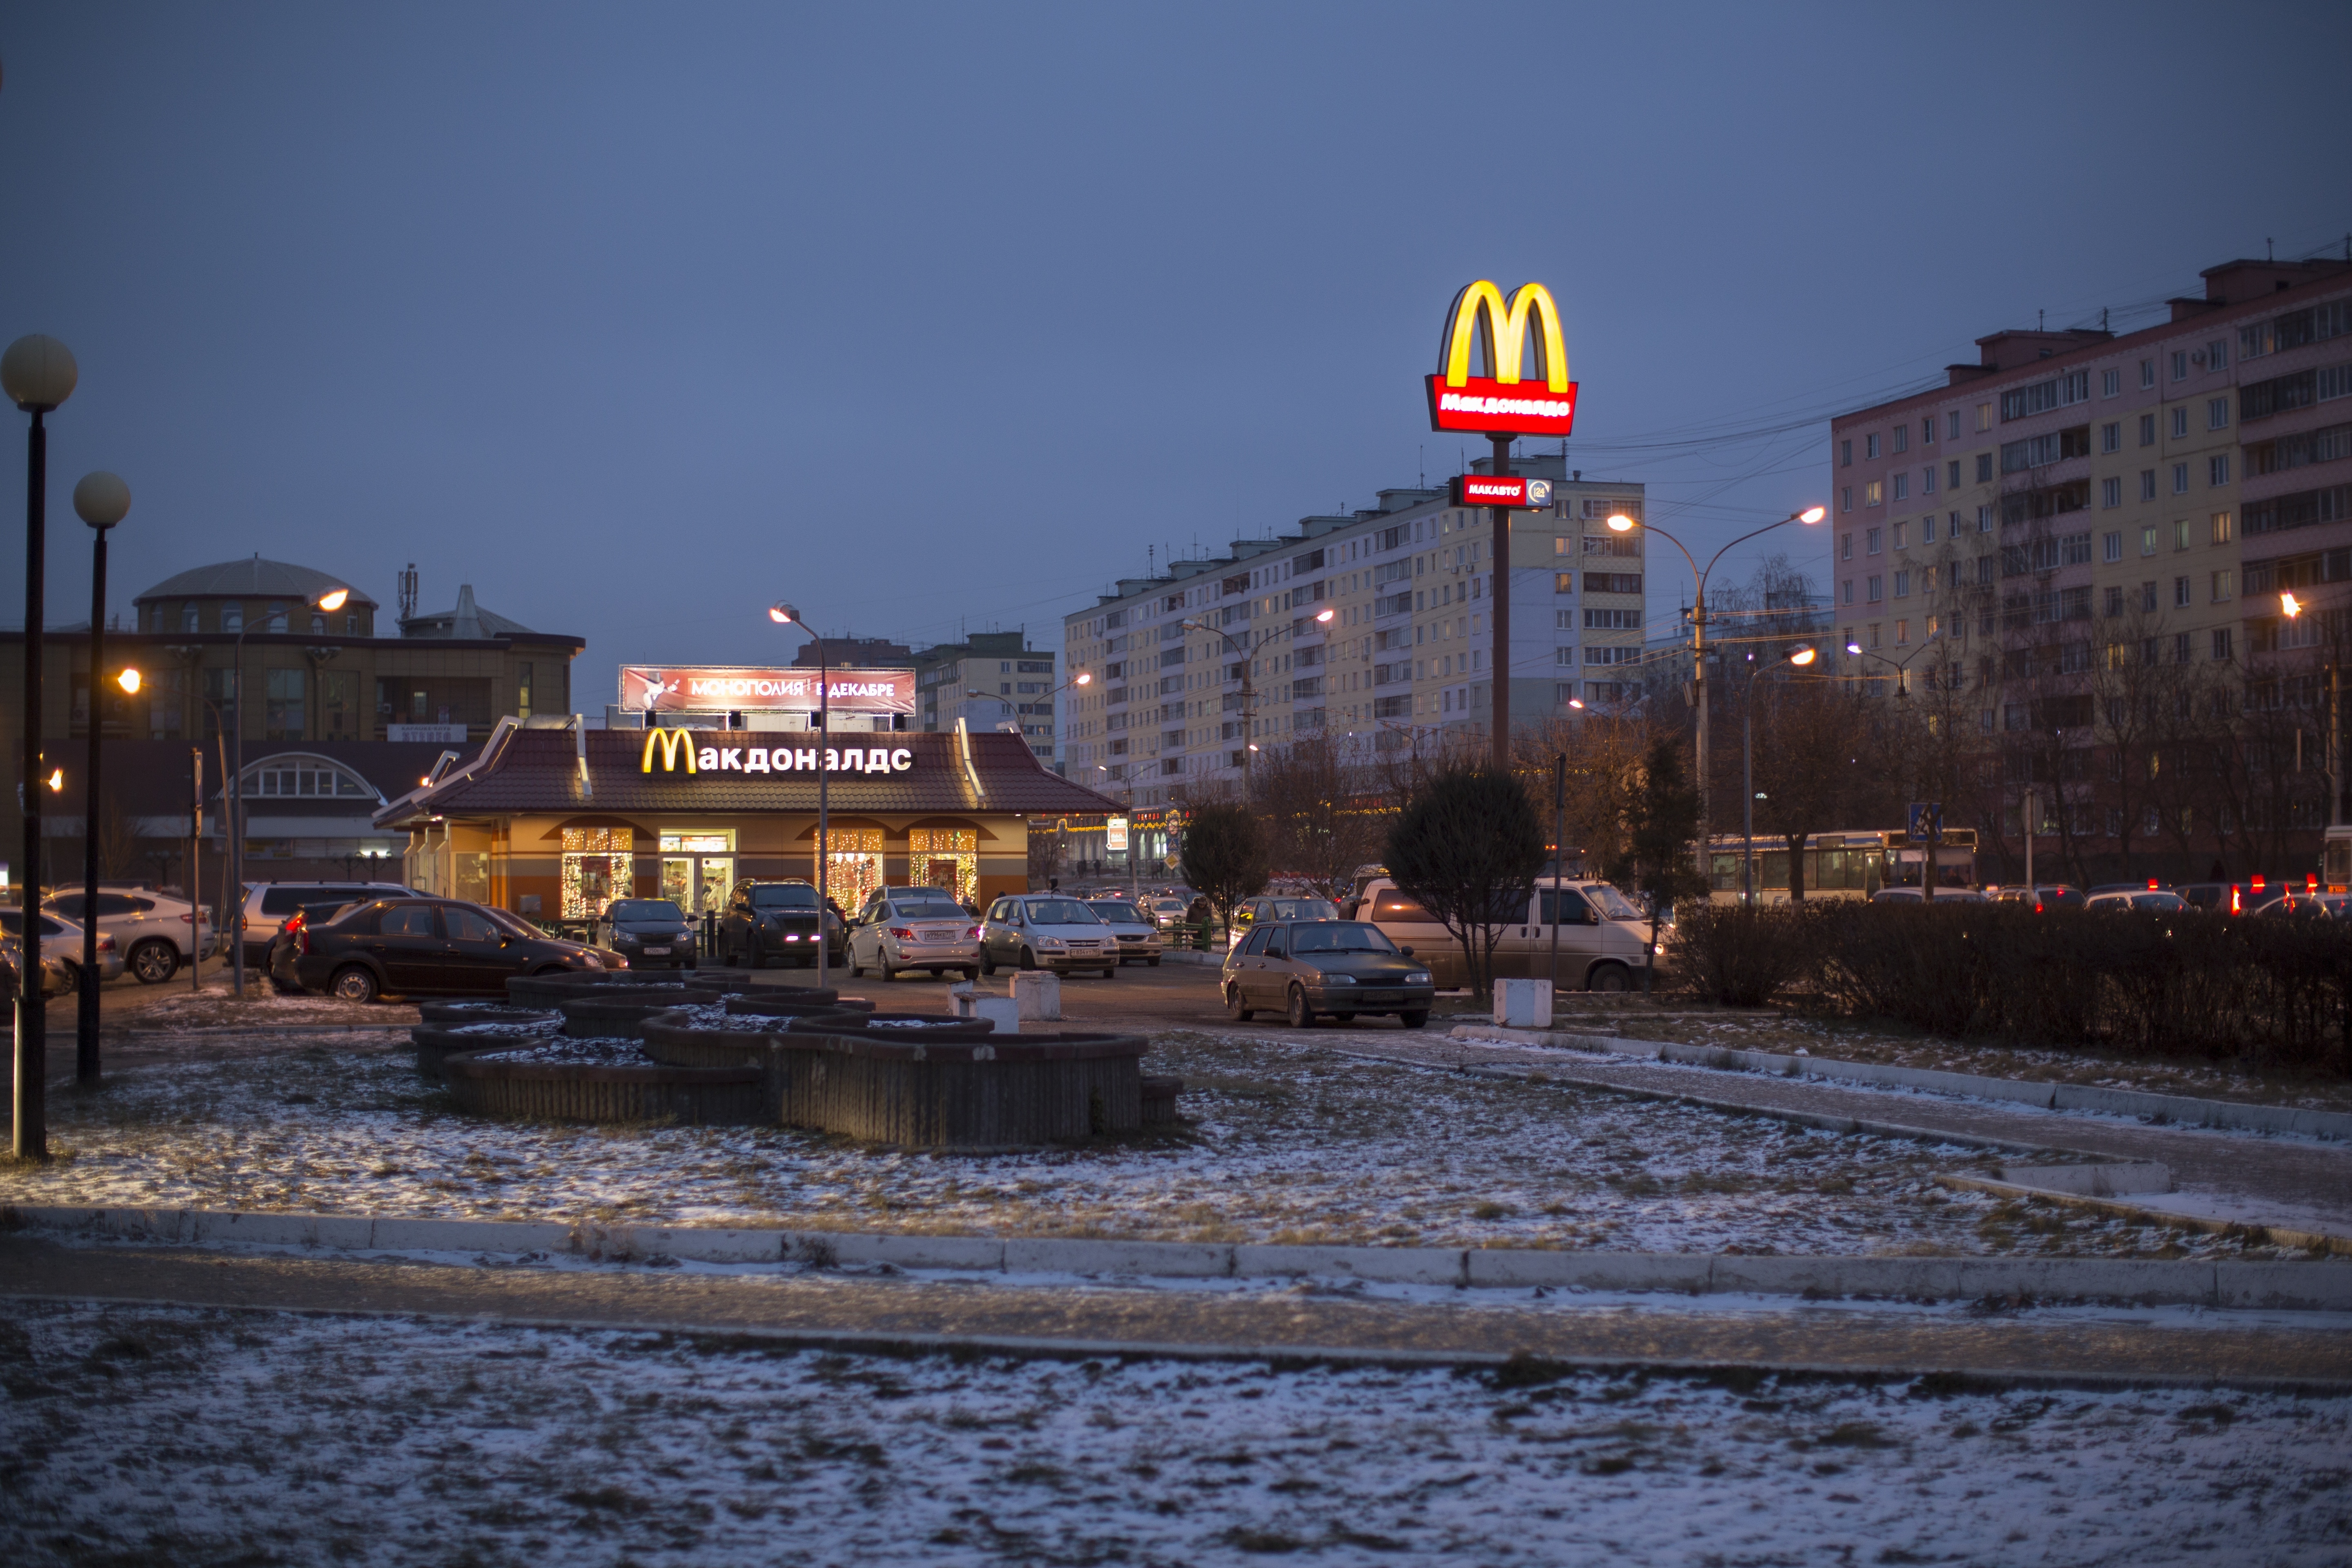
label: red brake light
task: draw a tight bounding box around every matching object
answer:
[2254,875,2267,892]
[968,925,985,940]
[888,927,915,940]
[2147,879,2158,890]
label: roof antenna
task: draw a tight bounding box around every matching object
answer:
[2267,236,2274,261]
[1419,445,1424,487]
[2101,307,2108,332]
[2038,309,2044,331]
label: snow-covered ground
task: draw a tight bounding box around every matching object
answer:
[2,1298,2342,1566]
[4,1030,2316,1261]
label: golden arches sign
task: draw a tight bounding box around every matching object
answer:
[641,727,698,774]
[1424,279,1578,437]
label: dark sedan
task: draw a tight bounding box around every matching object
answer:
[270,896,612,1002]
[1221,919,1434,1029]
[603,898,699,969]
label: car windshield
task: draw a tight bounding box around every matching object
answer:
[1286,922,1399,955]
[1268,898,1338,922]
[1584,883,1644,920]
[1023,899,1101,925]
[1089,902,1147,924]
[606,900,684,922]
[751,885,819,909]
[891,898,966,920]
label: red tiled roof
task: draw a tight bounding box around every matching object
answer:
[376,727,1119,825]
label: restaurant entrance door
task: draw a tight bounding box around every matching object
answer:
[658,831,736,915]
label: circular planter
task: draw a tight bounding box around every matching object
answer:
[410,1020,561,1079]
[505,969,760,1010]
[417,1001,559,1026]
[557,990,731,1040]
[442,1048,764,1125]
[782,1011,1001,1042]
[722,987,853,1016]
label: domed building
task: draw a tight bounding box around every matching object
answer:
[2,554,581,898]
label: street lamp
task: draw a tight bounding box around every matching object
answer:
[71,470,130,1083]
[2281,591,2343,830]
[226,583,350,998]
[1179,606,1331,790]
[4,332,79,1162]
[768,603,834,989]
[1607,505,1824,882]
[1741,644,1816,904]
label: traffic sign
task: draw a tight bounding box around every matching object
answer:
[1907,802,1944,842]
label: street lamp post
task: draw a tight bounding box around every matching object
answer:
[769,604,834,990]
[1740,644,1817,904]
[1844,631,1945,897]
[2281,592,2343,831]
[227,585,350,996]
[1180,608,1331,793]
[1608,505,1824,884]
[4,333,79,1163]
[72,471,131,1082]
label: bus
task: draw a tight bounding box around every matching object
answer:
[1705,828,1979,904]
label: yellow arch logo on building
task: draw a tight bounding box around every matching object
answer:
[1438,280,1569,393]
[641,727,698,774]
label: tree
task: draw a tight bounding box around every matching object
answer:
[1383,762,1546,1002]
[1250,732,1386,900]
[1606,737,1705,990]
[1178,801,1269,930]
[1749,676,1871,900]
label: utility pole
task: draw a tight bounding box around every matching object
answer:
[1489,434,1512,767]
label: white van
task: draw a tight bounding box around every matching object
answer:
[1356,876,1655,992]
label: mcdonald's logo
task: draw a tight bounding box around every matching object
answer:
[1424,280,1578,438]
[641,727,699,774]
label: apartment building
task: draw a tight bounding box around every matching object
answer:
[1830,255,2352,858]
[910,631,1058,764]
[1060,457,1650,808]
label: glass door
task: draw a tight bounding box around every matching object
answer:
[696,857,733,915]
[662,857,694,909]
[659,832,737,915]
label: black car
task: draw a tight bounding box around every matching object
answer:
[715,879,844,969]
[602,898,699,969]
[270,896,611,1002]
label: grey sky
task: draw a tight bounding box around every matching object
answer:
[3,2,2346,693]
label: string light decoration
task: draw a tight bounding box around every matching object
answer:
[907,826,978,904]
[817,826,885,911]
[561,826,634,918]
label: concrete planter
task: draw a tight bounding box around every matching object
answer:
[416,1002,558,1026]
[441,1050,764,1125]
[555,991,730,1040]
[1140,1074,1183,1125]
[504,969,760,1010]
[722,988,853,1018]
[410,1024,535,1080]
[782,1012,1001,1042]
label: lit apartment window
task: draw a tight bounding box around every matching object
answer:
[2140,359,2156,389]
[1866,433,1880,459]
[2212,511,2234,544]
[2172,463,2189,494]
[2102,368,2120,397]
[2174,576,2191,608]
[1840,439,1852,467]
[2212,570,2233,603]
[1865,481,1883,508]
[2140,526,2157,557]
[1976,403,1993,432]
[2209,454,2230,487]
[2103,531,2122,562]
[1895,619,1909,644]
[2102,478,2121,508]
[2100,422,2120,453]
[2207,396,2230,430]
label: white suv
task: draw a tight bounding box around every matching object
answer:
[239,881,420,968]
[46,889,214,984]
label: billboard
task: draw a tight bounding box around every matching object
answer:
[1424,280,1579,437]
[1449,474,1554,510]
[619,666,916,715]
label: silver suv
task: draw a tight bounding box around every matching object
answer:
[46,889,216,984]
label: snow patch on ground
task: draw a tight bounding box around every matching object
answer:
[468,1037,653,1067]
[2,1300,2343,1566]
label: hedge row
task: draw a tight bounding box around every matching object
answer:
[1670,901,2352,1073]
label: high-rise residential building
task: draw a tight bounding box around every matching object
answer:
[1060,456,1650,808]
[1829,256,2352,873]
[910,630,1058,764]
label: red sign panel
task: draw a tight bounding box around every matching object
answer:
[620,665,916,715]
[1425,373,1579,437]
[1452,474,1556,508]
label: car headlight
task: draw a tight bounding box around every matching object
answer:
[582,953,604,969]
[1405,971,1431,985]
[1323,974,1355,985]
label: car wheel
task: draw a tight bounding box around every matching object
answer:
[962,967,980,982]
[128,939,178,984]
[57,960,81,996]
[1588,962,1632,994]
[1225,983,1254,1022]
[1146,956,1160,968]
[1100,967,1116,980]
[1400,1010,1429,1029]
[848,950,864,978]
[1331,1011,1355,1023]
[330,965,379,1004]
[980,948,996,977]
[1286,985,1315,1029]
[1018,947,1038,971]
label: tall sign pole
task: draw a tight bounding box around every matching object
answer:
[1425,281,1577,771]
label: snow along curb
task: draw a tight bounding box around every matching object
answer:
[1452,1025,2352,1142]
[5,1205,2348,1312]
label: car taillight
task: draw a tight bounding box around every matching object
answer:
[968,925,985,940]
[888,927,915,940]
[97,934,115,952]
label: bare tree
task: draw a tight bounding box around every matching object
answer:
[1248,731,1387,900]
[1750,675,1874,899]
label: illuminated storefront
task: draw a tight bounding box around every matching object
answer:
[379,721,1118,919]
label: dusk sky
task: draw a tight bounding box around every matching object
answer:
[3,3,2346,699]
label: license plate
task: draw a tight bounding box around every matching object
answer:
[923,931,950,943]
[643,946,670,956]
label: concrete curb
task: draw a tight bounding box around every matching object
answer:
[1453,1025,2352,1142]
[1936,1176,2352,1258]
[6,1204,2348,1312]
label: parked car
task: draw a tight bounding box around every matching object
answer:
[1222,919,1434,1029]
[238,881,421,968]
[715,879,843,969]
[1869,887,1990,903]
[2082,890,2189,913]
[600,898,700,970]
[1987,885,2086,912]
[1145,895,1191,930]
[2249,891,2352,920]
[1232,894,1340,930]
[270,896,611,1002]
[1085,898,1165,966]
[1355,876,1653,992]
[978,894,1119,977]
[845,886,981,981]
[0,909,122,987]
[0,933,73,999]
[47,888,214,984]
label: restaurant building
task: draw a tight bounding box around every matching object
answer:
[374,716,1120,920]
